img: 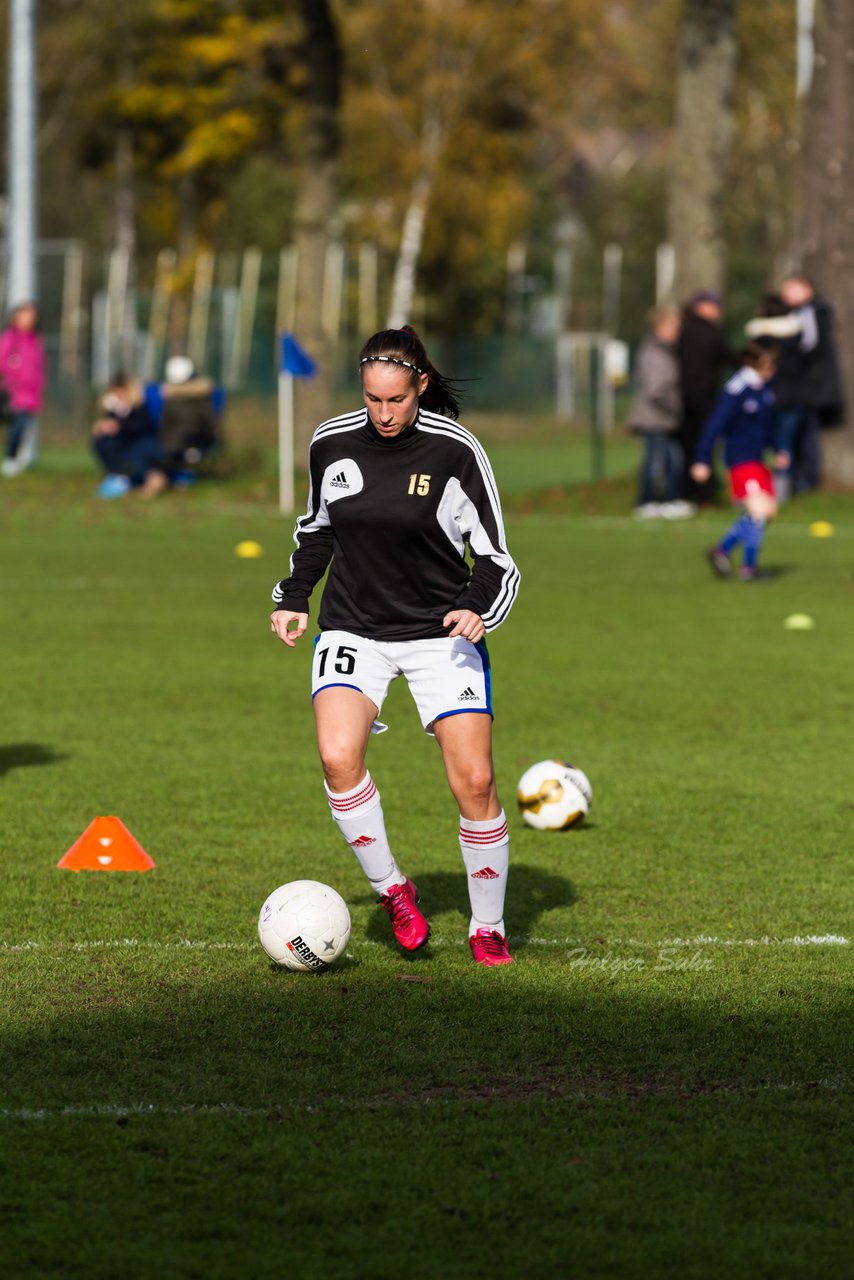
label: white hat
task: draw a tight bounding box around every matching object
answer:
[165,355,195,385]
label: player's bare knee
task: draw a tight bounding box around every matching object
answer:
[746,493,775,521]
[318,741,366,792]
[454,763,496,810]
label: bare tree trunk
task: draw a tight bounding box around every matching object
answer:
[167,173,196,357]
[667,0,737,300]
[114,52,136,258]
[800,0,854,483]
[114,131,135,257]
[113,127,137,371]
[293,0,341,449]
[387,118,443,329]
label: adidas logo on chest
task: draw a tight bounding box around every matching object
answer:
[322,458,364,502]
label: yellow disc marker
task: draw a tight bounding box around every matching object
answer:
[809,521,834,538]
[235,540,264,559]
[783,613,815,631]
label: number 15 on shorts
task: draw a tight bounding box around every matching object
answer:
[316,643,357,678]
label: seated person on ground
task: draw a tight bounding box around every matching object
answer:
[91,373,165,498]
[144,356,225,483]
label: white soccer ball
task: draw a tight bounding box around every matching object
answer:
[258,879,352,971]
[517,760,592,831]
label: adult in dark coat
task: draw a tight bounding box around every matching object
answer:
[772,275,843,497]
[677,291,738,505]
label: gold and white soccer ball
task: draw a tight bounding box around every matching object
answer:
[516,760,592,831]
[258,879,352,971]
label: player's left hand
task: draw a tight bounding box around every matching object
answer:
[443,609,485,643]
[774,450,791,469]
[691,462,711,483]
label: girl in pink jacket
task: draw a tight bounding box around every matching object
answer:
[1,301,46,476]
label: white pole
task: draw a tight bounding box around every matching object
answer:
[106,245,130,375]
[276,246,299,337]
[278,370,295,514]
[322,241,345,342]
[555,331,575,422]
[358,242,378,336]
[554,245,573,334]
[60,240,83,379]
[602,243,623,337]
[796,0,815,98]
[143,248,175,381]
[229,245,261,387]
[187,250,214,371]
[7,0,38,307]
[655,243,676,304]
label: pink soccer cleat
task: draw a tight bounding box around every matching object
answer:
[469,928,514,967]
[379,878,430,952]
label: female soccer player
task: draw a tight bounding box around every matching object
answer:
[270,327,520,965]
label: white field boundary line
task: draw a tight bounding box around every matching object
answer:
[0,934,848,954]
[1,1077,850,1124]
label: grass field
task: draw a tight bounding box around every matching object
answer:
[1,434,852,1279]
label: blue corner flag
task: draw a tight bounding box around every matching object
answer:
[280,333,317,378]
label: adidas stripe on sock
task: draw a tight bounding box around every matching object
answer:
[325,772,402,895]
[459,810,510,938]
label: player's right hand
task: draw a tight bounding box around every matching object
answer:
[270,610,308,648]
[690,462,711,483]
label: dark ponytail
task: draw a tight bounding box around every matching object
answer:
[358,326,464,420]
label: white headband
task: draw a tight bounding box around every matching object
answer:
[359,355,423,374]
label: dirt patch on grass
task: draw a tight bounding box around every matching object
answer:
[347,1073,848,1109]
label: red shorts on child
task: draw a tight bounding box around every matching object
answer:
[729,461,774,501]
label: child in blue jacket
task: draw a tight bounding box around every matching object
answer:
[691,339,789,580]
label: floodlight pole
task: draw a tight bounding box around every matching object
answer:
[7,0,38,307]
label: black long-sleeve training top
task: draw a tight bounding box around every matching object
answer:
[272,407,520,642]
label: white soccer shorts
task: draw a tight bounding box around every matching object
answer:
[311,630,493,735]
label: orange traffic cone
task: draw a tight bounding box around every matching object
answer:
[57,816,156,872]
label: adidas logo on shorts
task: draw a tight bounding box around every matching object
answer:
[471,866,499,880]
[457,686,478,702]
[349,834,376,847]
[330,471,350,489]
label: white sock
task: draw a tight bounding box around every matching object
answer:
[459,810,509,937]
[325,772,403,896]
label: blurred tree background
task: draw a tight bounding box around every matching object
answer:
[12,0,854,472]
[10,0,799,341]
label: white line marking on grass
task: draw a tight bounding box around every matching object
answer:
[659,935,849,947]
[0,938,254,953]
[0,1078,849,1123]
[1,934,847,954]
[0,1103,272,1121]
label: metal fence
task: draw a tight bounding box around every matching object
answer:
[0,239,645,436]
